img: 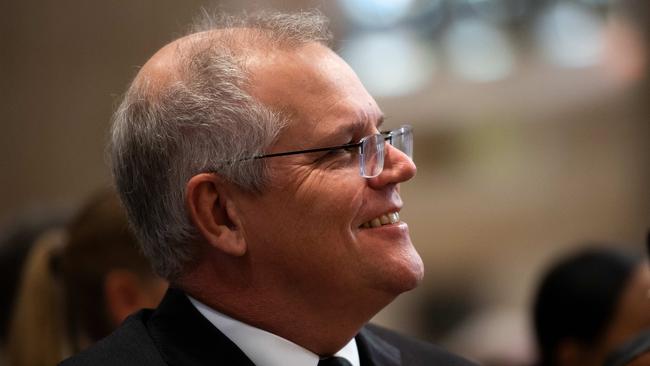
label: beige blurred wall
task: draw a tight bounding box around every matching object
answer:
[0,0,322,225]
[1,1,200,223]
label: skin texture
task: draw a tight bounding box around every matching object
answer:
[558,264,650,366]
[138,32,423,356]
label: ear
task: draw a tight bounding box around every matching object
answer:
[104,270,152,326]
[185,173,247,257]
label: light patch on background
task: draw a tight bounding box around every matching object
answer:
[338,0,416,28]
[340,30,436,97]
[534,2,605,68]
[443,18,516,82]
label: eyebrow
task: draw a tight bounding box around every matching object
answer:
[377,115,385,130]
[340,114,385,141]
[314,113,386,150]
[356,113,386,131]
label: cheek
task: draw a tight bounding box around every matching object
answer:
[291,172,365,225]
[246,167,366,261]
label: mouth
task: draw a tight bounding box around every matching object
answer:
[359,212,400,229]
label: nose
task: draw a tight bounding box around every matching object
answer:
[367,143,416,188]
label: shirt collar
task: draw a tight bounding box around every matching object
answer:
[188,295,360,366]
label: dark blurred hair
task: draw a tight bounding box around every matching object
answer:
[60,189,155,347]
[8,189,156,366]
[533,246,641,366]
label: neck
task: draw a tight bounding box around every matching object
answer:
[178,256,395,356]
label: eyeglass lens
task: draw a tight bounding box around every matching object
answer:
[360,126,412,178]
[391,126,413,159]
[360,134,384,178]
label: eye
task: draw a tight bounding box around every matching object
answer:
[323,148,351,158]
[327,138,358,154]
[312,145,355,165]
[339,141,361,155]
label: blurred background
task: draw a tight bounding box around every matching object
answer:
[1,0,648,364]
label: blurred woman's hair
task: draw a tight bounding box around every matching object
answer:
[0,209,68,347]
[7,189,160,366]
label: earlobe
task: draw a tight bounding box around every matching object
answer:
[186,173,247,257]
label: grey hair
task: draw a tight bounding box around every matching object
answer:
[110,10,332,281]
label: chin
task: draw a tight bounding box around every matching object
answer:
[375,254,425,295]
[399,256,425,291]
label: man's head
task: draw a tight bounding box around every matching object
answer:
[111,11,332,280]
[111,11,422,318]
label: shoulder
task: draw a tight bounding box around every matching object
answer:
[360,324,478,366]
[59,310,166,366]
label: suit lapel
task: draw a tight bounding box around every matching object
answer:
[146,288,256,366]
[356,326,401,366]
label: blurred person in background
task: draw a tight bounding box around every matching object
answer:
[532,246,650,366]
[0,212,68,365]
[600,232,650,366]
[598,1,650,363]
[603,328,650,366]
[7,189,167,366]
[606,0,650,89]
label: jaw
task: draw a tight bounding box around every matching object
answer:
[354,222,424,294]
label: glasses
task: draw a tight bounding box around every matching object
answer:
[253,125,413,178]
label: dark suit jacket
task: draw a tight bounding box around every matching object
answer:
[60,288,476,366]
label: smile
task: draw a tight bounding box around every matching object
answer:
[360,212,400,229]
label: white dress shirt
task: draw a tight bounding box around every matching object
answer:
[188,296,360,366]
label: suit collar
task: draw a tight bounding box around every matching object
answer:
[146,287,256,366]
[356,326,401,366]
[147,288,400,366]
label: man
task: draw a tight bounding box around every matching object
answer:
[61,10,475,366]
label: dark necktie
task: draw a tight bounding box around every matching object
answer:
[318,356,353,366]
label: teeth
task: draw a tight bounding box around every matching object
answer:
[379,215,390,225]
[360,212,400,228]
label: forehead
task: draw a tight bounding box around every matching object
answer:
[248,43,382,148]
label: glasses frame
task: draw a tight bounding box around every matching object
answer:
[252,125,413,178]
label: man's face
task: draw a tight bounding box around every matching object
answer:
[233,43,423,306]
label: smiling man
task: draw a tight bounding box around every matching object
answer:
[61,10,475,366]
